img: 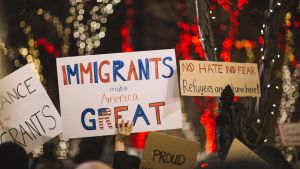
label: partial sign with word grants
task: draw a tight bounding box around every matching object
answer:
[56,49,182,139]
[180,60,260,97]
[278,123,300,146]
[0,64,62,153]
[140,132,200,169]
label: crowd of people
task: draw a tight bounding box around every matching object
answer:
[0,86,296,169]
[0,119,295,169]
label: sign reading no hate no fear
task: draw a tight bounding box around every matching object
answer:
[180,60,261,97]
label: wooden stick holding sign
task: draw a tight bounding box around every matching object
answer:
[0,64,62,153]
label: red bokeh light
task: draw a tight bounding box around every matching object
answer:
[130,132,148,149]
[200,109,217,153]
[36,37,60,58]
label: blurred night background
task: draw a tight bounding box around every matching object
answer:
[0,0,300,168]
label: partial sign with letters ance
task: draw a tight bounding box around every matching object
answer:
[180,60,260,97]
[0,64,62,153]
[56,49,182,138]
[139,132,200,169]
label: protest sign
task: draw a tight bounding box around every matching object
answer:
[226,138,269,166]
[278,123,300,146]
[0,64,62,153]
[56,49,182,138]
[139,132,200,169]
[180,60,260,97]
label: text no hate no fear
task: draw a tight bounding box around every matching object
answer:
[182,62,256,75]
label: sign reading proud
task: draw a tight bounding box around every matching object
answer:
[0,64,62,153]
[56,49,182,138]
[140,132,200,169]
[180,60,260,97]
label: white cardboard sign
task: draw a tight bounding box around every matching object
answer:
[0,64,62,153]
[56,49,182,139]
[180,60,261,97]
[278,123,300,146]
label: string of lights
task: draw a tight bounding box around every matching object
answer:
[1,0,300,164]
[69,0,121,55]
[213,0,248,62]
[277,12,299,127]
[275,11,300,163]
[36,8,72,57]
[235,40,256,62]
[16,21,45,84]
[278,66,300,124]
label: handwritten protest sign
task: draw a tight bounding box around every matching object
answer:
[278,123,300,146]
[180,60,260,97]
[0,64,62,153]
[226,138,269,166]
[56,49,182,138]
[139,132,200,169]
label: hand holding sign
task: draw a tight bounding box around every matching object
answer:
[115,120,133,151]
[116,120,133,142]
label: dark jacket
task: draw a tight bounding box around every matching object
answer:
[113,151,141,169]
